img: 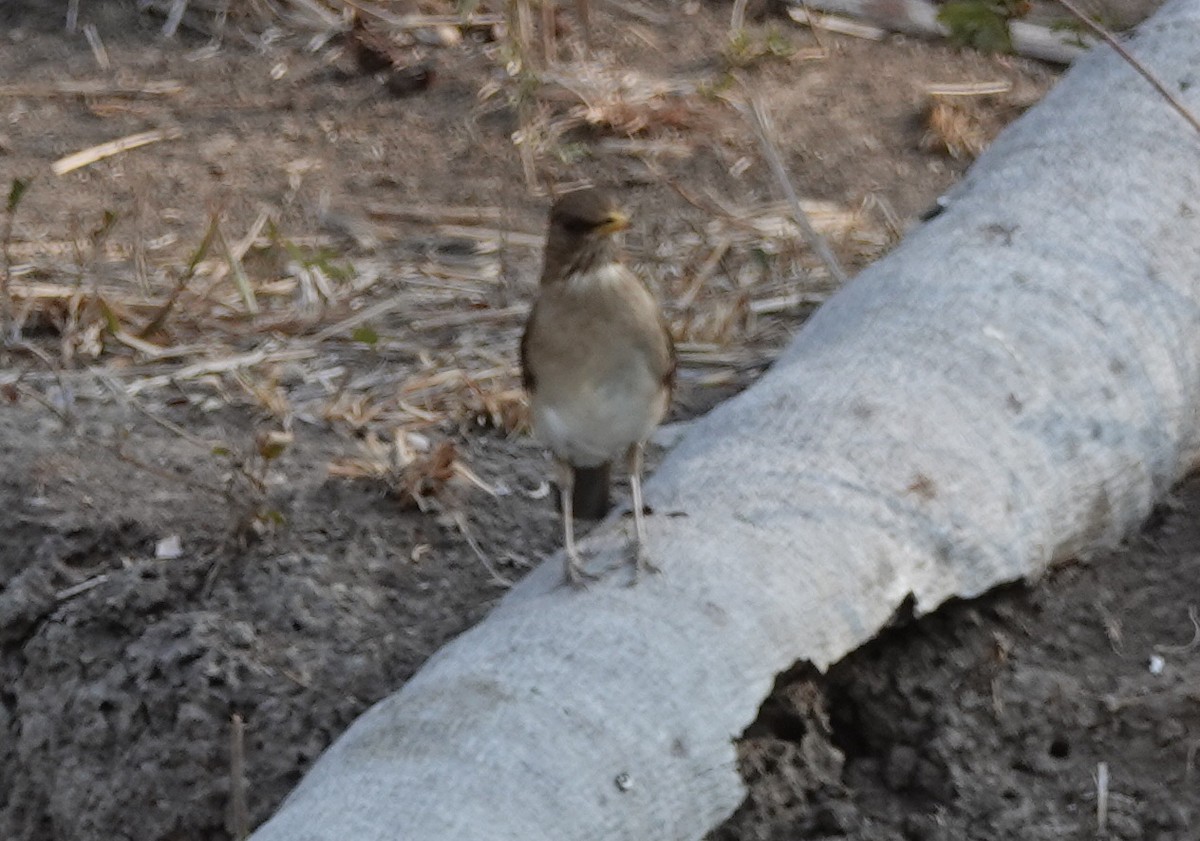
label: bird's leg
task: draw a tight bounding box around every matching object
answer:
[558,461,597,587]
[627,443,660,582]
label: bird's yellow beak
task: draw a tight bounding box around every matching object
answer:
[595,210,630,236]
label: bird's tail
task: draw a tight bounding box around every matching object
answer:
[566,462,611,520]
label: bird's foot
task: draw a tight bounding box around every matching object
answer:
[627,540,661,586]
[564,552,600,588]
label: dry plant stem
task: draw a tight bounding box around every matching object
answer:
[786,7,885,41]
[125,347,317,396]
[93,371,215,450]
[1154,604,1200,654]
[10,342,75,425]
[798,1,829,52]
[451,511,514,588]
[642,158,742,223]
[796,0,1086,63]
[83,24,111,70]
[1,218,15,347]
[281,0,341,29]
[163,0,190,37]
[13,382,73,425]
[216,222,260,315]
[55,573,109,602]
[1056,0,1200,137]
[925,81,1011,96]
[573,0,592,53]
[603,0,667,26]
[139,213,221,338]
[541,0,556,65]
[230,713,249,841]
[508,0,536,68]
[0,80,184,97]
[114,441,225,497]
[336,0,503,29]
[310,295,410,342]
[365,202,505,225]
[52,128,184,177]
[730,0,749,32]
[744,95,848,285]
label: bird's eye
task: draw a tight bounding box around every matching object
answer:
[559,216,594,235]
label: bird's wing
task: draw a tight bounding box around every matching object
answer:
[519,300,538,392]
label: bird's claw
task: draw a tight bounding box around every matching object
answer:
[564,555,600,588]
[628,542,661,586]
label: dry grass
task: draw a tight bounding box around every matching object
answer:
[921,98,989,160]
[137,0,503,41]
[1,0,897,515]
[920,81,1026,160]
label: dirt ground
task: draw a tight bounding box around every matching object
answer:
[2,1,1194,840]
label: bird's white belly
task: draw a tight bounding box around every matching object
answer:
[532,379,663,467]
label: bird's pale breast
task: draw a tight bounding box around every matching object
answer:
[524,263,671,467]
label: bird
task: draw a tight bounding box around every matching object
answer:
[520,187,676,586]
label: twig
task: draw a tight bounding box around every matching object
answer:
[335,0,503,30]
[52,128,184,177]
[310,294,410,343]
[9,341,76,425]
[862,193,903,243]
[604,0,667,26]
[925,80,1012,97]
[790,1,829,53]
[92,367,216,450]
[137,0,228,39]
[139,213,220,338]
[216,222,260,315]
[1154,604,1200,654]
[1095,761,1109,836]
[115,441,225,497]
[2,178,30,345]
[1055,0,1200,138]
[55,574,109,601]
[410,302,528,331]
[749,291,829,314]
[124,347,317,395]
[281,0,341,30]
[793,0,1088,64]
[230,713,249,841]
[163,0,190,37]
[541,0,557,64]
[730,0,749,33]
[83,24,111,71]
[364,203,505,225]
[0,80,184,98]
[452,510,513,588]
[433,225,543,248]
[743,94,848,284]
[787,7,883,41]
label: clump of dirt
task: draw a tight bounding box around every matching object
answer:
[0,404,534,839]
[713,481,1200,841]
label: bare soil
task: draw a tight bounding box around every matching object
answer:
[1,2,1193,840]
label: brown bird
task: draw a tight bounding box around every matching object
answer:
[521,188,675,586]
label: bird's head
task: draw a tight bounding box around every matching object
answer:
[541,188,630,283]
